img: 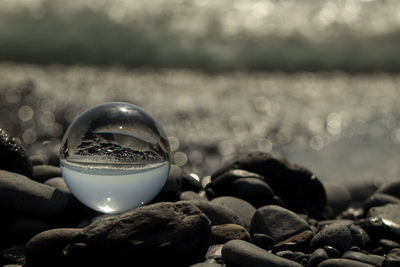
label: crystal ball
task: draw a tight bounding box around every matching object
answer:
[59,102,170,214]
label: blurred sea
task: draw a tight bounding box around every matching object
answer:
[1,0,400,72]
[1,0,400,186]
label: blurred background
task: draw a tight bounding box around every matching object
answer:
[1,0,400,184]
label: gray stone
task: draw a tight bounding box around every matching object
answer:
[180,190,208,201]
[250,205,312,243]
[342,251,384,267]
[44,177,71,195]
[307,248,328,267]
[384,248,400,267]
[0,170,68,218]
[32,165,61,183]
[364,194,400,212]
[311,224,352,252]
[368,204,400,225]
[318,258,376,267]
[211,196,255,230]
[349,224,371,249]
[211,224,251,244]
[376,180,400,198]
[233,177,275,207]
[222,239,302,267]
[190,263,221,267]
[323,182,351,215]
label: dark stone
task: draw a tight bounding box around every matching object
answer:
[323,246,340,258]
[180,190,208,201]
[318,258,376,267]
[211,196,255,230]
[342,251,384,267]
[181,172,202,192]
[211,224,251,244]
[252,233,276,250]
[307,248,328,267]
[207,169,264,198]
[376,180,400,198]
[384,248,400,267]
[346,178,380,202]
[151,164,183,202]
[66,202,211,266]
[190,263,221,267]
[310,224,352,252]
[211,152,330,219]
[32,165,61,183]
[180,200,245,227]
[323,182,351,215]
[349,224,371,249]
[1,218,48,246]
[272,230,314,252]
[378,239,400,252]
[0,245,25,266]
[0,129,32,177]
[233,177,275,207]
[356,217,400,243]
[222,239,302,267]
[364,194,400,212]
[276,250,296,260]
[293,252,309,265]
[368,204,400,225]
[25,228,80,267]
[250,205,312,243]
[0,170,68,218]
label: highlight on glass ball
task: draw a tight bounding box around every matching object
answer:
[59,102,171,214]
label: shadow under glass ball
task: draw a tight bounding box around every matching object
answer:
[60,102,170,214]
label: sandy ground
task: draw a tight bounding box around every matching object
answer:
[1,63,400,184]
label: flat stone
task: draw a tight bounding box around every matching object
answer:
[323,182,351,215]
[211,152,330,219]
[250,205,312,243]
[222,239,302,267]
[342,251,384,267]
[318,258,376,267]
[308,248,328,267]
[32,165,61,183]
[0,129,32,177]
[0,170,68,218]
[211,196,255,230]
[25,228,81,267]
[211,224,251,244]
[233,177,275,207]
[311,224,352,252]
[66,202,211,266]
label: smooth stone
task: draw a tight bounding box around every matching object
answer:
[29,154,48,166]
[44,177,71,195]
[346,178,380,202]
[211,224,251,244]
[307,248,328,267]
[31,165,61,183]
[384,248,400,267]
[181,172,202,192]
[323,182,351,215]
[180,200,245,227]
[368,204,400,225]
[1,218,48,245]
[180,190,208,201]
[211,196,255,230]
[378,239,400,251]
[349,224,371,249]
[233,177,275,207]
[66,202,211,266]
[311,224,352,252]
[205,244,223,261]
[364,194,400,212]
[323,246,340,258]
[190,263,221,267]
[317,258,376,267]
[356,217,400,243]
[207,169,264,198]
[25,228,81,267]
[151,165,183,202]
[276,250,296,260]
[250,205,312,243]
[0,129,32,177]
[376,181,400,198]
[252,233,276,250]
[222,239,302,267]
[318,219,354,228]
[342,251,384,267]
[211,152,331,219]
[0,170,68,218]
[273,230,314,252]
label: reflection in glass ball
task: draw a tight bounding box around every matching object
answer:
[60,102,170,214]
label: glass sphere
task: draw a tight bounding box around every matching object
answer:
[60,102,170,214]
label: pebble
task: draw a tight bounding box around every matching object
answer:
[307,248,328,267]
[368,204,400,225]
[66,202,211,266]
[211,152,331,219]
[383,248,400,267]
[0,129,32,177]
[180,190,208,201]
[233,177,275,207]
[342,251,384,267]
[364,193,400,212]
[376,180,400,198]
[222,239,302,267]
[250,205,312,243]
[211,196,255,230]
[317,258,376,267]
[31,165,61,183]
[348,224,371,249]
[252,233,276,250]
[0,170,68,218]
[310,224,352,252]
[356,217,400,242]
[211,224,251,244]
[190,263,221,267]
[323,182,351,215]
[205,244,223,261]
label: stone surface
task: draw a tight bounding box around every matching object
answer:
[0,170,68,218]
[342,251,384,267]
[222,239,302,267]
[180,190,208,201]
[308,248,328,267]
[364,194,400,212]
[376,181,400,199]
[368,204,400,225]
[356,217,400,243]
[25,228,80,267]
[250,205,312,243]
[233,177,275,207]
[311,224,352,252]
[211,152,330,219]
[317,258,376,267]
[323,182,351,215]
[211,224,251,244]
[190,263,221,267]
[0,129,32,177]
[383,248,400,267]
[211,196,255,230]
[66,202,211,266]
[31,165,61,183]
[252,233,276,250]
[1,245,25,266]
[349,224,371,249]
